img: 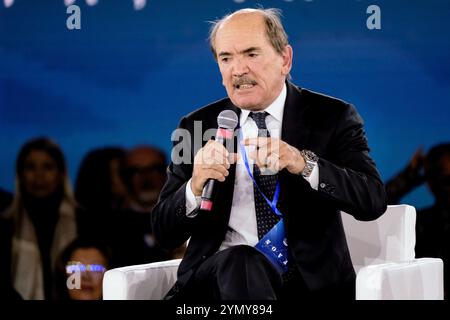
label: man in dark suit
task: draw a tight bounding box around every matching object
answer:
[152,8,387,300]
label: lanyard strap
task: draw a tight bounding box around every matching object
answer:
[238,129,282,217]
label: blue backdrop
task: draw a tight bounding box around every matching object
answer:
[1,0,449,209]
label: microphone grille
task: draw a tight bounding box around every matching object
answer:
[217,110,239,129]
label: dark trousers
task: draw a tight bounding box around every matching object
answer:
[172,245,355,301]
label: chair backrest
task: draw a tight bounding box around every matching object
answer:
[341,205,416,271]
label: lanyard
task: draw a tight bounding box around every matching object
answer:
[238,129,290,274]
[238,129,282,217]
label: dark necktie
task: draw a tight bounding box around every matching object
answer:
[249,112,281,240]
[249,112,298,282]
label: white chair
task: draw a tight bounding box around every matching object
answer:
[341,205,443,299]
[103,205,444,300]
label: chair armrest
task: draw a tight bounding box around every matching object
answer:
[103,259,181,300]
[356,258,444,300]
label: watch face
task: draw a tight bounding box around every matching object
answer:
[301,150,318,178]
[302,150,318,162]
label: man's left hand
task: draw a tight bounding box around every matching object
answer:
[243,137,305,175]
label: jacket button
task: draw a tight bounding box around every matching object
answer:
[320,182,326,189]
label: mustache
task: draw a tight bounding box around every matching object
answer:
[233,77,257,88]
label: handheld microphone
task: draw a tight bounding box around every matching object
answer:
[200,110,239,211]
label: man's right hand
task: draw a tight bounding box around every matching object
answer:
[191,140,237,196]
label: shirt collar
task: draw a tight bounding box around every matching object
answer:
[240,83,286,126]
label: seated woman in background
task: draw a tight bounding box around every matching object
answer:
[0,137,86,300]
[56,238,111,300]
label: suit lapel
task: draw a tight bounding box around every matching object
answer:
[281,82,311,151]
[279,82,312,211]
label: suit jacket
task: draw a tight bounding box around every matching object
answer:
[152,82,387,295]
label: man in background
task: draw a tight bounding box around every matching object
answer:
[110,146,184,267]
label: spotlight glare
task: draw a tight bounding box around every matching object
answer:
[4,0,14,8]
[86,0,98,6]
[133,0,146,10]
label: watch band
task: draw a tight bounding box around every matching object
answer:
[300,150,318,178]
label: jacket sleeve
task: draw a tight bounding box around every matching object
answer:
[315,104,387,221]
[151,117,201,250]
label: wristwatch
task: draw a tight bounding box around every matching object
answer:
[300,149,318,178]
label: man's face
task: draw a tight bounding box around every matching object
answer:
[125,148,166,208]
[214,13,292,111]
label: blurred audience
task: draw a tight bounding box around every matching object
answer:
[74,147,128,242]
[0,140,186,299]
[75,147,128,215]
[0,137,90,300]
[0,188,13,213]
[120,145,167,213]
[0,188,18,299]
[385,143,450,299]
[56,238,111,300]
[386,147,426,204]
[107,145,177,267]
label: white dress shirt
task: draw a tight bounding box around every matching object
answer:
[185,84,319,250]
